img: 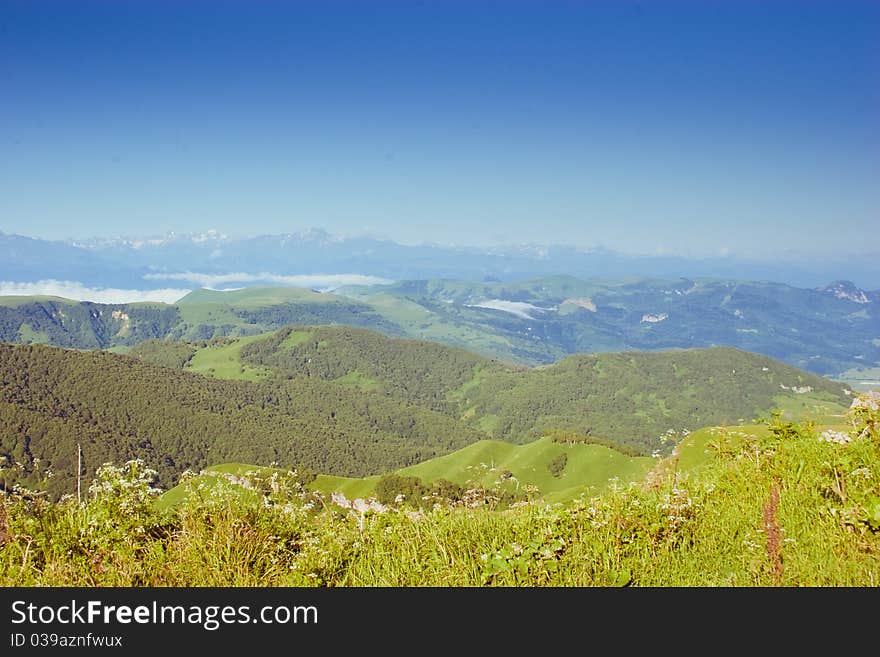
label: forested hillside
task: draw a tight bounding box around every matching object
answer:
[239,325,507,412]
[0,297,181,348]
[0,344,485,498]
[460,347,850,453]
[143,326,851,456]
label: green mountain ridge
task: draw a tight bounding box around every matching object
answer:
[2,275,877,377]
[138,324,849,455]
[158,437,657,510]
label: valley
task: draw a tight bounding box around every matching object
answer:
[1,274,878,379]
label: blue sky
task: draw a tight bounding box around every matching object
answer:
[0,0,877,259]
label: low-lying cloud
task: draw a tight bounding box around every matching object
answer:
[143,271,394,291]
[0,280,191,304]
[467,299,548,319]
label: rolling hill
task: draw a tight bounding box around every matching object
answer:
[337,275,880,376]
[134,324,851,456]
[0,285,404,352]
[158,437,656,510]
[2,274,877,379]
[0,296,181,349]
[1,324,851,502]
[237,325,506,412]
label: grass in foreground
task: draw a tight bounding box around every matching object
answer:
[2,394,878,586]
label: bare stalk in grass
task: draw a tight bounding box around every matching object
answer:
[763,482,783,585]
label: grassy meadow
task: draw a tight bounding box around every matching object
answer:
[3,393,878,586]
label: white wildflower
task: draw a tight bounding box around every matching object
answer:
[331,491,352,509]
[819,429,852,446]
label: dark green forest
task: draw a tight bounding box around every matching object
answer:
[239,325,507,412]
[0,343,485,499]
[234,327,849,454]
[232,302,403,335]
[459,347,849,452]
[130,339,197,369]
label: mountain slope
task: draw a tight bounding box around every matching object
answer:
[238,325,506,412]
[0,286,403,349]
[0,297,181,349]
[2,274,878,377]
[0,343,486,499]
[461,346,850,453]
[342,276,880,375]
[141,325,851,456]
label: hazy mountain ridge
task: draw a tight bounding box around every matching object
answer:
[3,229,879,289]
[1,273,877,377]
[341,275,880,375]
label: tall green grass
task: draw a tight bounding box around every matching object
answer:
[3,395,878,586]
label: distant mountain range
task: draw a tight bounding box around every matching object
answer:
[1,275,877,378]
[2,228,879,290]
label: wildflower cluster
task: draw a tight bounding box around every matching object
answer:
[330,492,388,532]
[814,392,880,534]
[659,428,691,445]
[88,460,161,514]
[819,429,852,446]
[657,486,699,533]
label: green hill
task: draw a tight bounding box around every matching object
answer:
[0,297,181,349]
[174,286,403,340]
[342,275,880,375]
[0,323,853,502]
[399,437,654,502]
[196,325,850,455]
[239,325,506,411]
[0,286,404,351]
[176,286,336,306]
[0,343,486,499]
[309,437,654,503]
[2,275,877,378]
[460,346,849,453]
[183,334,274,381]
[161,437,654,509]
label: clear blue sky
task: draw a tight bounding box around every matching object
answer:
[1,0,877,259]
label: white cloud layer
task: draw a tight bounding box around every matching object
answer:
[143,271,394,291]
[0,280,191,304]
